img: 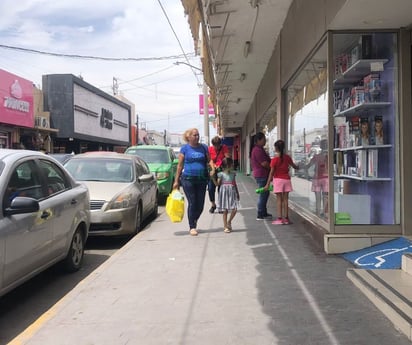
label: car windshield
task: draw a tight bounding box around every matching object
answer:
[127,149,169,164]
[65,158,133,182]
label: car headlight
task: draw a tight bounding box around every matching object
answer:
[156,172,170,180]
[107,192,133,209]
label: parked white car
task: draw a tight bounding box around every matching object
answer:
[64,152,158,237]
[0,149,90,297]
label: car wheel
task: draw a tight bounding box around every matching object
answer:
[151,193,159,220]
[63,226,85,272]
[134,204,142,234]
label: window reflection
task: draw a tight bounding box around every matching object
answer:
[286,41,328,222]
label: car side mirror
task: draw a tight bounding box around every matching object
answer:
[4,197,40,216]
[173,158,179,164]
[139,173,155,183]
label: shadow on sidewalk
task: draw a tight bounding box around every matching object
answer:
[239,173,410,344]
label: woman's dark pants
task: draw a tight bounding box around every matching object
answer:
[208,179,216,204]
[181,178,207,230]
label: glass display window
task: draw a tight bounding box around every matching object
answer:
[286,41,329,222]
[332,32,399,225]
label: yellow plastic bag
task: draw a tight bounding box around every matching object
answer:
[166,190,185,223]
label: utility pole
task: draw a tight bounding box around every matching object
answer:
[113,77,118,95]
[174,61,209,144]
[136,113,139,145]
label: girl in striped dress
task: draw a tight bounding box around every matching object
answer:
[214,157,240,233]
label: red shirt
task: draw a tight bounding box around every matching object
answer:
[311,153,328,179]
[270,154,294,180]
[209,144,229,168]
[233,147,239,160]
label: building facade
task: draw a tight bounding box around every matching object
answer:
[0,69,58,151]
[42,74,132,153]
[182,0,412,253]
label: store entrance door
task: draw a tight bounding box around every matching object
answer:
[0,132,9,148]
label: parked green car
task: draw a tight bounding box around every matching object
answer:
[125,145,178,202]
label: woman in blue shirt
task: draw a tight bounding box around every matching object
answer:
[173,128,211,236]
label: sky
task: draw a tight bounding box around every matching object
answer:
[0,0,216,138]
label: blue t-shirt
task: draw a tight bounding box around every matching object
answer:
[180,144,208,179]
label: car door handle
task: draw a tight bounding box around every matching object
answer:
[41,210,51,219]
[71,199,78,205]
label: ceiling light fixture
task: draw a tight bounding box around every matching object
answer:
[240,73,246,82]
[244,41,251,58]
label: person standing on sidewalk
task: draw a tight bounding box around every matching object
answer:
[173,128,210,236]
[208,136,231,213]
[250,132,272,220]
[264,139,299,225]
[233,145,239,170]
[213,157,239,233]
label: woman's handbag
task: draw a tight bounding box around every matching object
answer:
[166,189,185,223]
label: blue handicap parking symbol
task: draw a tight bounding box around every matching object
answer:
[342,237,412,269]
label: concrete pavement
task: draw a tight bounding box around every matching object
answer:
[8,173,411,345]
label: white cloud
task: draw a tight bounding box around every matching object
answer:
[0,0,215,137]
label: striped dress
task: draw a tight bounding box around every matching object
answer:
[217,170,239,211]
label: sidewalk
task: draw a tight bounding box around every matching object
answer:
[9,173,411,345]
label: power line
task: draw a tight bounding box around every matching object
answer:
[157,0,201,85]
[0,44,194,61]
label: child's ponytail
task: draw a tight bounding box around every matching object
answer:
[274,140,285,161]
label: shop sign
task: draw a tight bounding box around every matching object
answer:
[0,69,34,127]
[199,94,215,115]
[100,108,113,129]
[73,83,129,141]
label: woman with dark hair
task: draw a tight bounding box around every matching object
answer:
[250,132,272,220]
[208,136,230,213]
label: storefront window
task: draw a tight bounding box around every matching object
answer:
[260,100,278,157]
[286,41,328,221]
[332,32,399,225]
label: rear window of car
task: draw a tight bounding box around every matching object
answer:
[65,158,133,182]
[126,149,169,164]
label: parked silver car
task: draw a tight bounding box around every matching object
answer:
[0,149,90,298]
[64,152,158,237]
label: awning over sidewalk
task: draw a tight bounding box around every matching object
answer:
[181,0,216,93]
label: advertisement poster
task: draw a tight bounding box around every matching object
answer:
[0,69,34,127]
[198,94,215,115]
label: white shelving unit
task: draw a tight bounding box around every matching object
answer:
[333,59,389,87]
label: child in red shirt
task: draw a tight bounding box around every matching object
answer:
[264,140,299,225]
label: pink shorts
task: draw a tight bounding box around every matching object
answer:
[311,177,329,192]
[273,178,293,193]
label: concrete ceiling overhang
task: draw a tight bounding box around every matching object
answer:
[329,0,412,30]
[183,0,412,137]
[205,0,293,136]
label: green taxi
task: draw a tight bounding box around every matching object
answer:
[125,145,178,202]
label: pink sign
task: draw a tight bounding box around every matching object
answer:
[199,94,215,115]
[0,69,34,127]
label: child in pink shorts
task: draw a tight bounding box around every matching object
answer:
[264,140,300,224]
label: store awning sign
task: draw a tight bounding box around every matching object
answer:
[0,69,34,127]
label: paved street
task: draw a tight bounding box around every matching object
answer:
[8,173,411,345]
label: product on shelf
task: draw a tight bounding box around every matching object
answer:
[372,115,384,145]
